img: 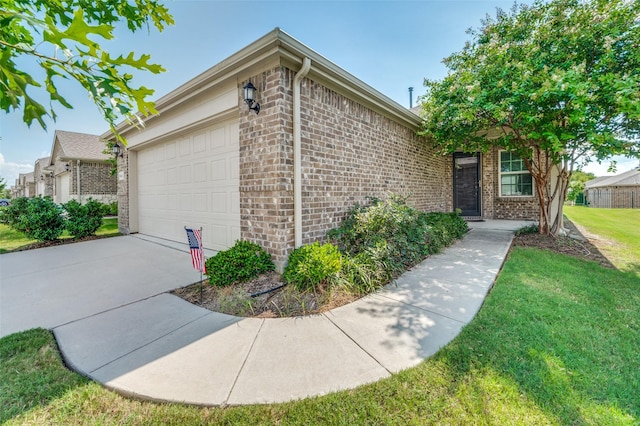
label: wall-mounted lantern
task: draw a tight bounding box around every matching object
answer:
[112,143,124,157]
[243,82,261,114]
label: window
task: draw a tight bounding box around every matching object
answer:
[500,151,533,196]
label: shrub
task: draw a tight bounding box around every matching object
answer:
[328,195,432,275]
[334,243,392,295]
[283,242,343,291]
[1,197,29,230]
[63,199,104,238]
[17,197,65,241]
[205,240,275,287]
[515,223,539,235]
[98,201,118,217]
[328,195,469,293]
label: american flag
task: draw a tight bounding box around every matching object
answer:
[185,227,206,273]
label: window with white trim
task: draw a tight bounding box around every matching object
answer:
[500,151,533,196]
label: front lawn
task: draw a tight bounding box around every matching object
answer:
[2,247,638,424]
[0,218,120,254]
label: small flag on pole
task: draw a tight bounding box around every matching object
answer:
[185,227,205,273]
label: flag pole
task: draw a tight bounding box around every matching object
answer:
[199,226,203,305]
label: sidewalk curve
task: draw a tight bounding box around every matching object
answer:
[53,220,530,406]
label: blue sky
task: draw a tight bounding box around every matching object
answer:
[1,0,637,185]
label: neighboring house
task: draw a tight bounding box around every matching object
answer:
[34,156,54,198]
[15,172,36,198]
[104,28,539,269]
[48,130,117,204]
[585,168,640,208]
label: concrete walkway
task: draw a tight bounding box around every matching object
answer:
[1,220,531,406]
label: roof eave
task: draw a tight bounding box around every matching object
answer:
[103,28,421,140]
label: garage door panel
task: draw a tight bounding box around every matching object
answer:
[231,192,240,214]
[137,120,240,251]
[211,127,226,150]
[193,132,207,153]
[179,138,190,156]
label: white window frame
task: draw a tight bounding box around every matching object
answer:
[499,150,534,197]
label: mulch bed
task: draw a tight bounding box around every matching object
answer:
[511,221,614,269]
[172,271,359,318]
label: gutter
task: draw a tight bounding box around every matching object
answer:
[76,160,81,202]
[293,57,311,248]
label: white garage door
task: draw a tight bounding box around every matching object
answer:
[137,120,241,252]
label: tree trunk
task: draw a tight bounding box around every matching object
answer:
[526,148,571,237]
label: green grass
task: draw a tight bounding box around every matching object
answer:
[0,218,119,254]
[2,246,638,424]
[564,206,640,272]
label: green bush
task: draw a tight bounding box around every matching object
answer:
[17,197,65,241]
[283,242,343,291]
[205,240,275,287]
[515,223,539,235]
[334,244,392,295]
[328,195,469,293]
[98,201,118,217]
[1,197,29,229]
[63,199,104,238]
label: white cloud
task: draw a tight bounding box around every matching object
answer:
[0,153,34,187]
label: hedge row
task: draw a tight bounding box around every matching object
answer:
[205,194,469,297]
[1,197,107,241]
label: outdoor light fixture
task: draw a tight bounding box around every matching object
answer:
[65,163,70,172]
[112,143,123,157]
[243,81,260,114]
[40,174,44,180]
[49,171,54,178]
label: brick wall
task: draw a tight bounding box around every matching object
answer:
[300,78,452,242]
[481,147,539,220]
[70,161,117,203]
[239,66,452,269]
[239,68,294,269]
[117,152,130,233]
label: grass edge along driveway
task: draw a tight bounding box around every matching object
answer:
[1,215,639,425]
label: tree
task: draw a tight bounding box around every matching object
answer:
[419,0,640,235]
[0,0,174,143]
[0,176,9,198]
[567,170,596,203]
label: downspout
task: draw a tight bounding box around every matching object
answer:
[76,160,81,202]
[293,57,311,248]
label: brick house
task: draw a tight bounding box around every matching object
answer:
[14,172,35,198]
[585,168,640,208]
[105,29,538,269]
[34,156,54,198]
[48,130,117,204]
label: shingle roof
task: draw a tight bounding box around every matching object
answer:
[35,156,51,168]
[52,130,109,162]
[585,168,640,189]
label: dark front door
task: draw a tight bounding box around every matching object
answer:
[453,152,481,216]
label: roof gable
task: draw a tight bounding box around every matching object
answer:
[50,130,109,163]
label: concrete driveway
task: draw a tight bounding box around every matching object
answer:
[0,235,200,338]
